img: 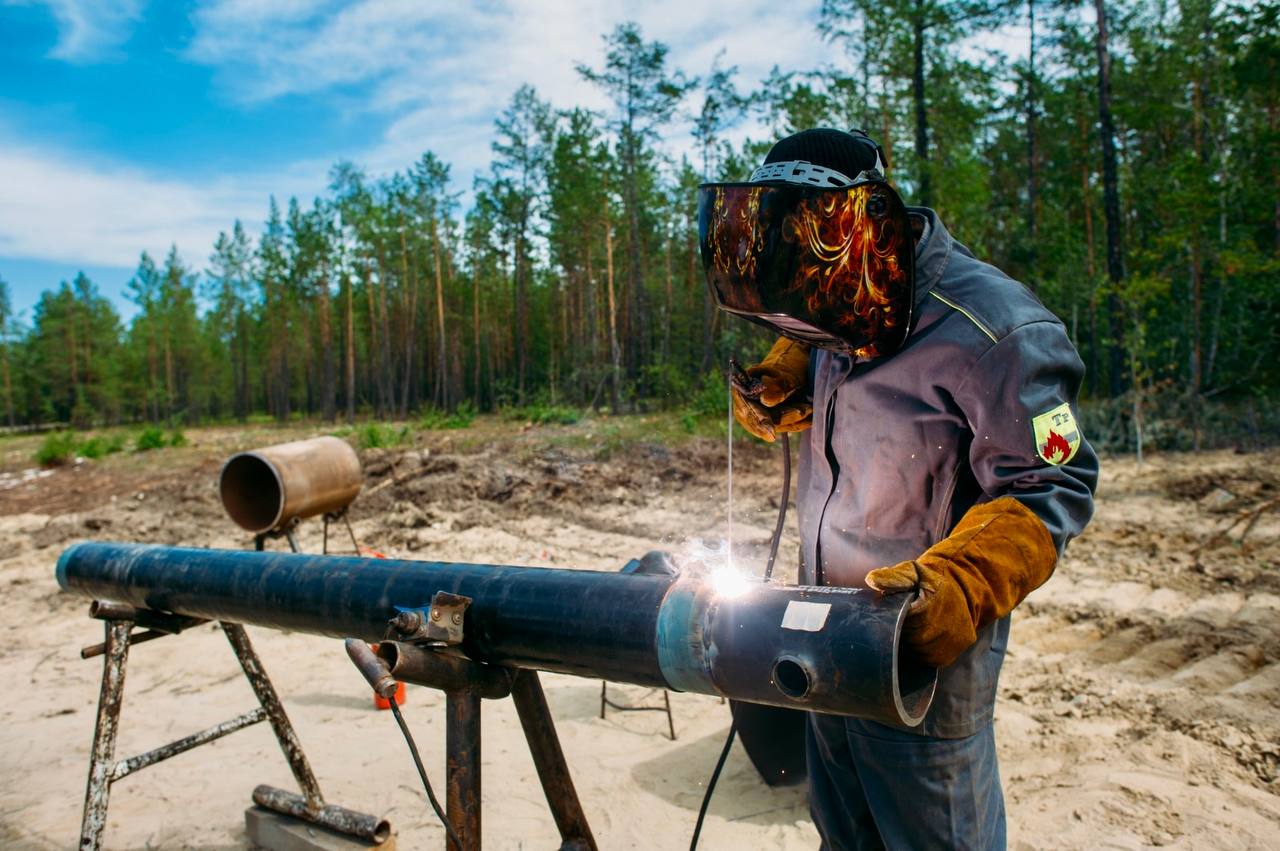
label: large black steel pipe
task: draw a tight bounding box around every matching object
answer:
[57,542,937,726]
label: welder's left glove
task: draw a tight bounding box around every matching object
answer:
[865,497,1057,668]
[733,337,813,443]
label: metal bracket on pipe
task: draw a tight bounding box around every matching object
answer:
[388,592,472,646]
[80,602,207,659]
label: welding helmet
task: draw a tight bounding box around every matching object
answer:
[698,128,915,358]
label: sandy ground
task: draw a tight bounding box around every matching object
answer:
[0,420,1276,850]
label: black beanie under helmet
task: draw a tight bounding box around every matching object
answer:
[763,128,883,180]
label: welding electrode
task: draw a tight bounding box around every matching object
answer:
[690,362,793,850]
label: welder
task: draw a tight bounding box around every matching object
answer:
[700,128,1098,850]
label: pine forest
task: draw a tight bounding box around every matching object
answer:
[3,2,1277,452]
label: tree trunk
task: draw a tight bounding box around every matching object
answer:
[364,267,384,417]
[624,140,647,389]
[472,257,482,408]
[319,268,336,422]
[605,218,622,413]
[1026,0,1039,282]
[1,344,13,428]
[584,234,601,404]
[399,228,419,417]
[515,229,528,404]
[433,220,449,410]
[1188,74,1206,449]
[163,319,174,421]
[374,257,395,415]
[662,225,673,371]
[344,270,356,423]
[1094,0,1126,397]
[912,2,931,207]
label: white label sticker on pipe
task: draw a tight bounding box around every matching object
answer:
[781,601,831,632]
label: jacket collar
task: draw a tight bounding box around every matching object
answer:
[908,206,952,306]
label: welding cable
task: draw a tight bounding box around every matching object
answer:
[689,720,738,851]
[691,433,792,850]
[388,698,463,849]
[763,433,791,582]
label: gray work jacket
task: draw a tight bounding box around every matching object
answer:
[797,207,1099,739]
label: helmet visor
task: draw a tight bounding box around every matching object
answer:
[698,179,915,358]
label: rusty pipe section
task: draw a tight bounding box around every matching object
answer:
[219,436,362,533]
[252,785,390,843]
[56,543,937,726]
[378,643,514,698]
[344,639,398,699]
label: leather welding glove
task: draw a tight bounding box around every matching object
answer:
[733,337,813,443]
[865,497,1057,668]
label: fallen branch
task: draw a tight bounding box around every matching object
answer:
[1196,497,1280,558]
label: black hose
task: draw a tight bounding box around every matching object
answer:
[389,698,463,849]
[689,721,738,851]
[690,432,792,849]
[764,433,791,582]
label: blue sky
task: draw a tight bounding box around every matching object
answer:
[0,0,864,323]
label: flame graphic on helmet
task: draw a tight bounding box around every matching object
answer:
[1042,430,1072,464]
[709,186,765,280]
[783,186,906,358]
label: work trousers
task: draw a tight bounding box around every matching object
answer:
[805,712,1006,850]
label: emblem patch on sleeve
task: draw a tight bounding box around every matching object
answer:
[1032,403,1081,465]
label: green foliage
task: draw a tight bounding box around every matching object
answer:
[687,374,730,419]
[357,422,413,449]
[504,404,582,425]
[76,432,127,459]
[134,427,168,452]
[35,431,77,467]
[2,10,1277,456]
[419,401,476,430]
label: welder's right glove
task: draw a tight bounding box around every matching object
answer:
[864,497,1058,668]
[733,337,813,443]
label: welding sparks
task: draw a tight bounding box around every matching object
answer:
[678,538,756,599]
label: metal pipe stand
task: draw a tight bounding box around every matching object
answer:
[389,648,597,851]
[76,602,389,850]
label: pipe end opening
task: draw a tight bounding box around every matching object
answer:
[895,655,938,724]
[772,657,812,700]
[220,453,283,533]
[376,642,403,672]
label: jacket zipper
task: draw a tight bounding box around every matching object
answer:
[933,460,962,542]
[813,362,850,586]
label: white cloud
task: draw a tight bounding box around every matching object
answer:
[186,0,847,183]
[8,0,145,62]
[0,2,853,271]
[0,140,324,269]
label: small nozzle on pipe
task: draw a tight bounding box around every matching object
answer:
[345,638,399,699]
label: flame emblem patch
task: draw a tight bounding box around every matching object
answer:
[1032,403,1081,466]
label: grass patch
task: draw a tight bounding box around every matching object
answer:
[420,401,476,430]
[134,427,186,452]
[77,432,127,459]
[356,422,413,449]
[504,403,582,426]
[134,427,168,452]
[35,431,78,467]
